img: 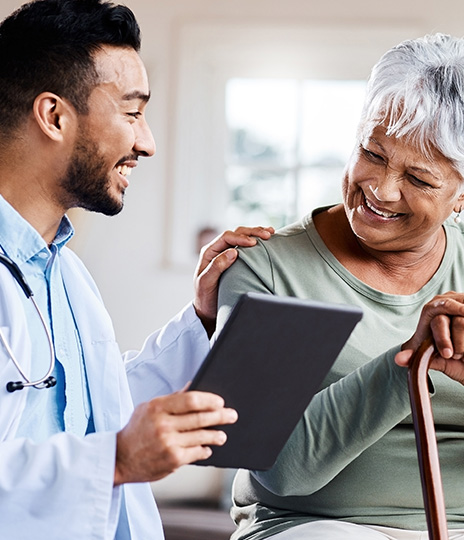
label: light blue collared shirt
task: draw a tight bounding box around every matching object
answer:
[0,196,92,441]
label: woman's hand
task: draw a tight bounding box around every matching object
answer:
[395,291,464,384]
[193,226,274,336]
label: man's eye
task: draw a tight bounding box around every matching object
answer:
[127,112,141,119]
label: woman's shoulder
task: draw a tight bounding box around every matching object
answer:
[237,212,316,263]
[445,217,464,236]
[276,214,313,237]
[276,205,337,238]
[444,218,464,254]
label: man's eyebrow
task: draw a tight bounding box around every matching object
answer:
[122,90,151,102]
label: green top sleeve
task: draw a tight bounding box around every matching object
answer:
[253,344,409,496]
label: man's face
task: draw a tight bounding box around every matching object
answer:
[59,45,155,215]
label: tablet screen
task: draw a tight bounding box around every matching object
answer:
[190,292,363,470]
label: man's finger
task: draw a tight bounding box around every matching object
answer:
[198,248,237,284]
[158,391,225,414]
[197,227,274,274]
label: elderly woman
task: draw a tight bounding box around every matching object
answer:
[217,34,464,540]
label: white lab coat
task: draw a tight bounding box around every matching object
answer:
[0,247,210,540]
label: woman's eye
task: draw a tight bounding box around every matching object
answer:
[408,174,431,188]
[362,147,383,161]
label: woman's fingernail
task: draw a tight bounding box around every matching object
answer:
[443,348,453,358]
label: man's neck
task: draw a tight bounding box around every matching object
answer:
[0,128,72,243]
[0,169,66,244]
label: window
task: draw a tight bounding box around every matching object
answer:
[225,79,367,228]
[164,20,414,266]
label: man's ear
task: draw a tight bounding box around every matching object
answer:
[32,92,77,142]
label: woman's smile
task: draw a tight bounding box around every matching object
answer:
[362,193,402,220]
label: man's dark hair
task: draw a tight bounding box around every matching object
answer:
[0,0,141,134]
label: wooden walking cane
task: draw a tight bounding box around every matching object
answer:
[407,337,448,540]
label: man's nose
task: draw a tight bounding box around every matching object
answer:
[134,119,156,157]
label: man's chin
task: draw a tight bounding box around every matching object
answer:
[79,196,124,216]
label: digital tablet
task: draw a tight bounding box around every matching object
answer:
[190,292,363,470]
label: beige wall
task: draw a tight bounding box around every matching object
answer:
[1,0,464,353]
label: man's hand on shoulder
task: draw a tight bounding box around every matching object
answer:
[193,226,274,336]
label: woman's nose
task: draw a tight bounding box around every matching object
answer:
[369,171,401,202]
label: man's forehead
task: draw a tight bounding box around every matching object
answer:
[92,45,149,96]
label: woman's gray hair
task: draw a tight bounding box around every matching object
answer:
[359,33,464,178]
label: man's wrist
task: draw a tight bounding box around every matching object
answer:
[193,303,216,338]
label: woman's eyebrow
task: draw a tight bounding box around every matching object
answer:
[367,136,385,151]
[409,165,438,180]
[368,136,438,180]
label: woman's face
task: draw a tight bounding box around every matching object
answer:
[342,124,464,253]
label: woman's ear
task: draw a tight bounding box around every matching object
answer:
[32,92,77,142]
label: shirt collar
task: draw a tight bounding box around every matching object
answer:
[0,195,74,264]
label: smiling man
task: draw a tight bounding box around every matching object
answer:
[0,1,273,539]
[60,46,155,218]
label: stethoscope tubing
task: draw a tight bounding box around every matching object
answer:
[0,252,56,392]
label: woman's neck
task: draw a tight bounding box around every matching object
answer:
[313,205,447,295]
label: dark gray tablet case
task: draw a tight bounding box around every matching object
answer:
[190,292,363,470]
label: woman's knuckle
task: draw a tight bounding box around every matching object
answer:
[453,316,464,329]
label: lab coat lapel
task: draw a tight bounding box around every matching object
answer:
[60,250,133,432]
[60,252,160,539]
[55,251,163,539]
[0,264,30,439]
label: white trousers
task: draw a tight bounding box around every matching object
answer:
[270,521,464,540]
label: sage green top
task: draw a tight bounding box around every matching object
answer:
[217,209,464,540]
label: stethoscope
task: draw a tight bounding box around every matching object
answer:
[0,253,57,393]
